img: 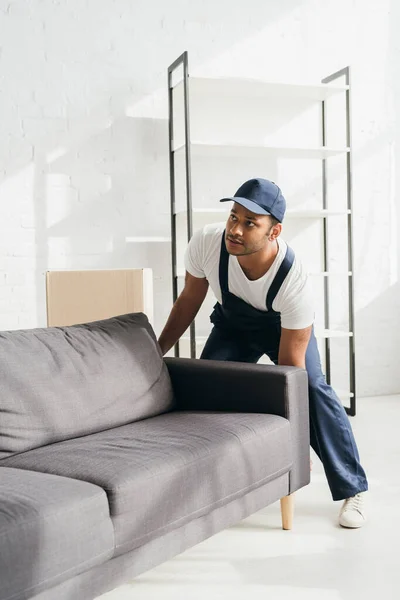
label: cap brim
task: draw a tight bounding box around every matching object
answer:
[220,197,271,216]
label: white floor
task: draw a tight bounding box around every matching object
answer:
[98,395,400,600]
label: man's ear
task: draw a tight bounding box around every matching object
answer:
[269,223,282,241]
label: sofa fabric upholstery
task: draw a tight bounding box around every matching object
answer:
[165,357,310,495]
[2,411,292,554]
[0,312,310,600]
[0,467,114,600]
[0,313,174,459]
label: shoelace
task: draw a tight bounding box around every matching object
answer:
[344,494,363,513]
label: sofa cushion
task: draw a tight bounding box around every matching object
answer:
[0,313,174,459]
[2,411,292,555]
[0,467,114,600]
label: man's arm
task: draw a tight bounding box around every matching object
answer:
[278,326,312,369]
[158,272,209,356]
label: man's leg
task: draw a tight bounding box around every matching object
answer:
[202,325,367,523]
[201,325,297,529]
[200,326,263,362]
[304,331,368,502]
[263,330,368,501]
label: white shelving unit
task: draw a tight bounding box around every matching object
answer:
[125,236,171,243]
[181,329,353,347]
[173,141,349,159]
[172,76,349,102]
[174,209,351,276]
[168,52,356,415]
[177,267,352,279]
[174,207,350,218]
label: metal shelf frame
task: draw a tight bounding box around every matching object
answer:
[321,66,356,416]
[168,53,356,416]
[168,52,196,359]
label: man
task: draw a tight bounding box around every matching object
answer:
[158,178,368,528]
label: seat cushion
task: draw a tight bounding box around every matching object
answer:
[0,313,174,459]
[2,411,291,555]
[0,467,114,600]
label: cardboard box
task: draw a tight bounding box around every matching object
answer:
[46,269,153,327]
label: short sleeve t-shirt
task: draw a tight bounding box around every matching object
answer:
[184,222,315,330]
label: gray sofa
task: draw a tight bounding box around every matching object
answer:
[0,313,310,600]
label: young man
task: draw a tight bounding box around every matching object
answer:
[158,178,368,528]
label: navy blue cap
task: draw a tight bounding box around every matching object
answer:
[220,178,286,222]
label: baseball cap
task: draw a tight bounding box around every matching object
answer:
[220,178,286,222]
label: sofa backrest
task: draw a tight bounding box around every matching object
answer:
[0,313,175,459]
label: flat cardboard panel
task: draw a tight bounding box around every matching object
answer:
[46,269,153,327]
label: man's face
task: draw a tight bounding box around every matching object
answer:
[225,202,280,256]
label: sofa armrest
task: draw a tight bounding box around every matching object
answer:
[164,357,310,494]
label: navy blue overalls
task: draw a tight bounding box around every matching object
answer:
[200,234,368,501]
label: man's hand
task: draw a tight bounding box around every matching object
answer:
[278,326,312,369]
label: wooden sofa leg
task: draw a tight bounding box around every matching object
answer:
[280,494,295,530]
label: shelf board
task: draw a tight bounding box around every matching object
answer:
[126,236,171,243]
[175,207,350,218]
[286,209,351,218]
[309,271,353,277]
[176,269,353,279]
[336,390,355,400]
[173,142,350,159]
[173,77,349,102]
[181,330,353,346]
[175,208,227,216]
[316,330,353,339]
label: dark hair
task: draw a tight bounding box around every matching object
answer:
[269,216,280,228]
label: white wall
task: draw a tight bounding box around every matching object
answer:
[0,0,399,397]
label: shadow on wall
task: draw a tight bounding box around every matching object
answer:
[1,0,398,391]
[0,0,304,335]
[32,114,172,334]
[355,284,400,398]
[354,0,400,397]
[284,127,400,398]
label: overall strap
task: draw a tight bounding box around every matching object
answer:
[218,233,230,294]
[266,245,295,311]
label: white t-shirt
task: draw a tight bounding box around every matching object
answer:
[184,222,315,330]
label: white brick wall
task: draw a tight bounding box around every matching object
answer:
[0,0,399,396]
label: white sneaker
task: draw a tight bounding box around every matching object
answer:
[339,492,367,528]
